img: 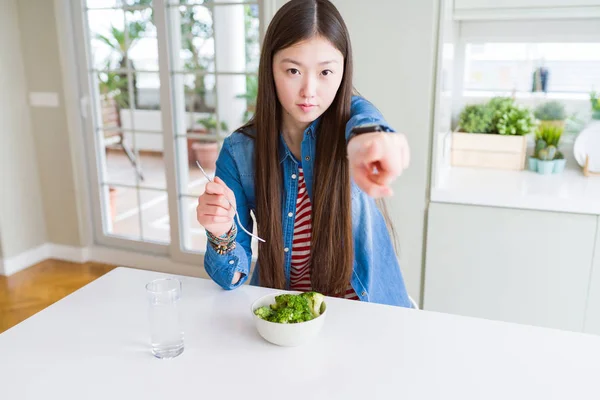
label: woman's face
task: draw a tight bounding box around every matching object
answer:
[273,36,345,127]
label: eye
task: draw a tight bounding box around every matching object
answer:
[321,69,333,76]
[287,68,300,75]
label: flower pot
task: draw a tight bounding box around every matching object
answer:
[186,128,209,165]
[553,159,566,173]
[537,160,555,175]
[192,142,219,171]
[528,157,538,172]
[451,132,527,170]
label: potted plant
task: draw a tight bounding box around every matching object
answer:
[190,115,228,171]
[534,101,566,129]
[196,115,229,136]
[457,104,492,134]
[528,124,566,174]
[452,97,536,170]
[179,7,216,165]
[536,145,558,174]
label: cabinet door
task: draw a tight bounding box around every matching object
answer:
[424,203,597,332]
[584,217,600,335]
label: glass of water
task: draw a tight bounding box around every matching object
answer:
[146,278,184,359]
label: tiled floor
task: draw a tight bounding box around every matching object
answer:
[105,150,258,255]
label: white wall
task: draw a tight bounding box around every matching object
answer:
[0,0,48,261]
[331,0,441,302]
[16,0,83,248]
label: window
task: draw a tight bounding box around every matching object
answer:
[80,0,261,257]
[464,42,600,95]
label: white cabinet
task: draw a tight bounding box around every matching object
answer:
[454,0,600,20]
[455,0,600,9]
[584,217,600,335]
[423,202,597,333]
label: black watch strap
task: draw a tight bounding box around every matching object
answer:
[348,123,388,142]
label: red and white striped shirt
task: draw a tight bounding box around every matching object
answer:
[289,167,360,300]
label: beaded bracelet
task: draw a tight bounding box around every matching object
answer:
[207,223,237,255]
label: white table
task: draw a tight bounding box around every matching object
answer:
[1,267,600,399]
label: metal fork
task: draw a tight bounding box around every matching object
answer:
[196,160,266,243]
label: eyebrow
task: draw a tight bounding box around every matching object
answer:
[280,58,338,66]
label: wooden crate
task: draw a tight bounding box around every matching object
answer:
[451,132,527,171]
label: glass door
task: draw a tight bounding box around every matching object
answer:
[72,0,264,262]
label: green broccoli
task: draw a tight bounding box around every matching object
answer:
[280,308,314,324]
[274,294,310,313]
[297,311,315,322]
[301,291,325,318]
[269,307,294,323]
[254,306,274,320]
[271,294,293,310]
[270,294,295,311]
[254,292,325,323]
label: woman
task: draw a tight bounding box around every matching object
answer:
[196,0,412,307]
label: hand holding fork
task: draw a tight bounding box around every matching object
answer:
[195,161,265,243]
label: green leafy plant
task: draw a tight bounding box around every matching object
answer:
[98,61,129,109]
[197,115,229,133]
[534,101,566,121]
[487,97,515,132]
[591,91,600,120]
[458,97,535,136]
[535,124,563,147]
[95,17,149,109]
[495,105,536,136]
[458,104,492,133]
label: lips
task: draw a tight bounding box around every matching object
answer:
[298,104,316,112]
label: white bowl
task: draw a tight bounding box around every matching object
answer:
[250,292,327,347]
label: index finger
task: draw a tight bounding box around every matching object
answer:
[352,165,393,198]
[214,176,236,206]
[205,181,225,195]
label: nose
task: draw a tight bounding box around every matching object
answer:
[300,75,316,99]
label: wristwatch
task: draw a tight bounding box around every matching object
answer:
[348,123,389,142]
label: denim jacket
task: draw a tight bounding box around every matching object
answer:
[203,96,412,308]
